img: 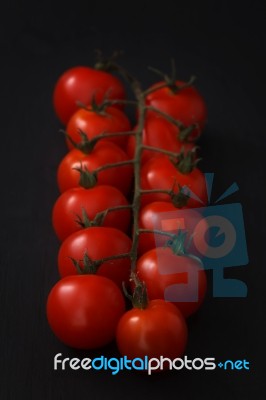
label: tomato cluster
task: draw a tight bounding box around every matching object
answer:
[47,63,208,370]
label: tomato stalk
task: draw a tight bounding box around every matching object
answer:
[98,98,138,108]
[77,96,137,115]
[78,59,200,289]
[75,205,133,229]
[146,105,184,128]
[170,147,201,174]
[128,84,145,275]
[140,184,190,208]
[141,145,186,158]
[142,81,171,97]
[139,229,176,239]
[90,130,136,142]
[140,188,173,195]
[62,128,137,154]
[122,274,149,309]
[93,252,131,267]
[70,252,131,275]
[144,60,196,96]
[95,204,133,216]
[94,160,135,175]
[145,106,198,142]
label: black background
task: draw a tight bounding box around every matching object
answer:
[0,1,265,399]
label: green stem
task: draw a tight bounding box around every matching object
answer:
[62,129,136,154]
[145,105,185,128]
[141,144,181,158]
[143,68,196,97]
[140,188,172,195]
[100,204,133,214]
[100,99,138,107]
[76,100,107,115]
[93,252,131,267]
[139,228,176,239]
[129,87,145,275]
[94,160,135,175]
[92,57,199,308]
[70,252,131,275]
[93,205,132,226]
[142,82,170,97]
[177,75,196,91]
[90,130,136,146]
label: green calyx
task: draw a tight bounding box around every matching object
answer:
[171,147,200,174]
[132,282,148,309]
[75,208,107,229]
[76,97,108,116]
[149,59,196,95]
[94,49,122,72]
[70,251,98,275]
[166,231,204,267]
[90,96,108,115]
[148,65,178,94]
[73,164,97,189]
[123,273,149,310]
[171,184,190,208]
[165,230,192,256]
[62,129,97,154]
[178,124,198,142]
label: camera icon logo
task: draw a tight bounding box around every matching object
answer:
[193,203,248,269]
[156,174,249,298]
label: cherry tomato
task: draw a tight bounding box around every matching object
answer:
[138,201,208,257]
[140,155,207,208]
[145,80,207,139]
[116,299,187,362]
[57,141,133,195]
[52,185,131,241]
[136,247,207,317]
[127,114,195,164]
[47,275,125,349]
[58,227,131,288]
[66,106,131,150]
[53,66,125,125]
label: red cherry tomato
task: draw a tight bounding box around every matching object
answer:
[66,106,131,150]
[58,227,131,288]
[47,275,125,349]
[116,299,187,362]
[136,247,207,318]
[53,66,125,125]
[145,80,207,139]
[138,201,208,257]
[57,141,133,196]
[140,155,207,208]
[127,114,195,164]
[52,185,131,241]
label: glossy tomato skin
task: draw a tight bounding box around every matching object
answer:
[66,106,131,150]
[53,66,125,125]
[52,185,131,241]
[57,141,133,195]
[116,299,187,362]
[47,275,125,349]
[140,155,207,208]
[145,80,207,139]
[136,248,207,318]
[138,201,208,257]
[127,115,194,164]
[58,227,131,288]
